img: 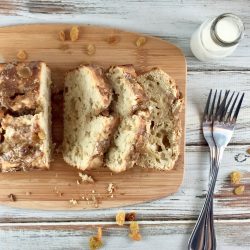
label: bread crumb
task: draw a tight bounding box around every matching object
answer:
[105,35,120,44]
[85,44,96,55]
[16,50,28,61]
[77,180,81,185]
[70,26,79,41]
[135,36,147,47]
[17,66,32,78]
[79,173,94,183]
[234,185,245,195]
[8,193,16,202]
[129,221,141,241]
[92,190,95,194]
[107,183,115,194]
[69,199,78,205]
[125,212,136,221]
[230,171,241,185]
[116,211,125,226]
[58,30,66,41]
[89,227,103,250]
[25,191,32,196]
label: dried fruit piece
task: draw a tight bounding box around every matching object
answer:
[116,211,125,226]
[230,171,241,185]
[85,44,96,55]
[129,221,142,241]
[234,185,245,195]
[125,212,136,221]
[246,148,250,155]
[17,66,32,78]
[16,50,28,61]
[106,35,120,44]
[89,227,103,250]
[79,173,94,183]
[70,26,79,41]
[8,193,16,201]
[135,36,147,47]
[129,232,142,241]
[58,30,66,41]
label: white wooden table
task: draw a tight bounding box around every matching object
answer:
[0,1,250,249]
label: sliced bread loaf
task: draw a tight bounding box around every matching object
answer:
[105,65,148,173]
[136,68,183,171]
[63,65,117,171]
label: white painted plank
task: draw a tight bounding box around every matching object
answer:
[0,220,250,250]
[0,145,249,222]
[186,71,250,144]
[0,0,249,70]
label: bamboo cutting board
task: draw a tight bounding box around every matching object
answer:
[0,24,186,210]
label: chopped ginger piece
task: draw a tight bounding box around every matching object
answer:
[129,232,142,241]
[135,36,147,47]
[230,171,241,185]
[70,26,79,41]
[85,44,96,55]
[89,227,103,250]
[234,185,245,195]
[89,236,103,250]
[58,30,66,41]
[116,211,125,226]
[16,50,28,61]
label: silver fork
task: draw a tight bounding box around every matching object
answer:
[188,90,244,250]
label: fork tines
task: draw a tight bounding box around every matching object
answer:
[204,89,245,123]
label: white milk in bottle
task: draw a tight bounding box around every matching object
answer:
[190,13,244,61]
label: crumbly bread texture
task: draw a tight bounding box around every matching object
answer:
[0,62,52,172]
[105,65,148,173]
[106,65,146,116]
[63,65,117,171]
[136,68,183,170]
[106,112,147,173]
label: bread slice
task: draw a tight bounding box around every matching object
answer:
[105,65,148,172]
[106,65,146,116]
[136,68,183,171]
[0,62,52,172]
[63,65,116,171]
[106,112,147,173]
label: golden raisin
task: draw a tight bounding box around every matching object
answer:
[16,50,28,61]
[85,44,96,55]
[116,211,125,226]
[17,66,32,78]
[129,232,142,241]
[135,36,147,47]
[130,221,139,233]
[230,171,241,185]
[58,30,66,41]
[70,26,79,42]
[234,185,245,195]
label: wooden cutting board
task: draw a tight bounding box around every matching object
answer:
[0,24,186,210]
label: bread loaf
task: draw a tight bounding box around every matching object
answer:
[136,68,183,170]
[105,65,148,173]
[0,62,52,172]
[63,65,117,171]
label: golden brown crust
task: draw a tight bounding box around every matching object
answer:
[0,62,44,114]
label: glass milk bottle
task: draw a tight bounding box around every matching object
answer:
[190,13,244,61]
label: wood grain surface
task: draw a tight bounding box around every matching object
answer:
[0,24,186,210]
[0,1,249,249]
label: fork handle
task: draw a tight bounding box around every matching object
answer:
[188,165,219,250]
